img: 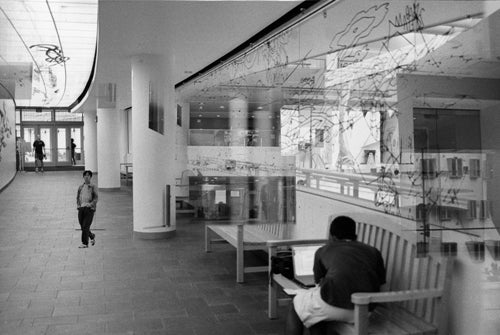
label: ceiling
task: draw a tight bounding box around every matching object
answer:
[2,0,499,114]
[0,0,98,108]
[0,0,303,109]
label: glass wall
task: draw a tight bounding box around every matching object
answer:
[177,0,500,253]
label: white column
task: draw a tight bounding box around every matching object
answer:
[131,53,176,239]
[229,96,248,133]
[96,107,121,189]
[83,109,97,172]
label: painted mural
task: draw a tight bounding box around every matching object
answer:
[0,99,16,189]
[0,100,13,162]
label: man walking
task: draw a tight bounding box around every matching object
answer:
[33,134,45,172]
[76,170,98,248]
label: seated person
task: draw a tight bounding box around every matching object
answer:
[285,215,386,335]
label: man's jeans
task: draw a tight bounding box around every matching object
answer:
[78,207,95,245]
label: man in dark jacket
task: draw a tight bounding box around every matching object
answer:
[33,135,45,172]
[285,215,386,335]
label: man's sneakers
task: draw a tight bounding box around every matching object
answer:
[78,234,95,248]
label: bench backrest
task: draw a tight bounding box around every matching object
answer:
[255,222,289,239]
[356,219,452,331]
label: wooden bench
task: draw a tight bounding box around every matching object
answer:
[205,220,289,283]
[267,218,454,335]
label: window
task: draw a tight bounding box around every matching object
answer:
[416,203,427,221]
[177,104,182,127]
[479,200,490,219]
[469,159,481,179]
[55,110,82,122]
[439,206,452,221]
[447,157,463,178]
[467,200,477,219]
[22,109,52,122]
[421,158,437,179]
[413,108,481,151]
[148,81,164,134]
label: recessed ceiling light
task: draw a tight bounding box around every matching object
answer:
[257,106,263,110]
[217,115,220,117]
[220,106,225,109]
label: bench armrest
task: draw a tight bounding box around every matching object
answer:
[267,238,328,248]
[352,288,443,305]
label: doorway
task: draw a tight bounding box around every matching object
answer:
[22,125,83,169]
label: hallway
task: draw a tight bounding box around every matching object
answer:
[0,171,283,335]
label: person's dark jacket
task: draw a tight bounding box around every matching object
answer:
[313,239,386,310]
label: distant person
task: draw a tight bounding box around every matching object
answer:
[285,215,386,335]
[70,138,77,165]
[33,135,46,172]
[76,170,98,248]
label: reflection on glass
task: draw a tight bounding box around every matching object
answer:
[178,1,500,261]
[40,128,51,162]
[57,128,67,161]
[23,127,35,163]
[71,128,82,162]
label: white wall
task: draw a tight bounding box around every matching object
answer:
[0,100,16,190]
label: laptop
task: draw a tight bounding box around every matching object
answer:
[291,245,322,288]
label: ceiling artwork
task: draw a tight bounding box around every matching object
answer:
[0,0,98,108]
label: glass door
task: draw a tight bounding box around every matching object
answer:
[57,128,70,165]
[23,127,36,163]
[56,126,83,166]
[40,127,52,164]
[70,127,82,165]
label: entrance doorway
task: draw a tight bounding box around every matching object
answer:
[17,108,84,170]
[22,125,83,169]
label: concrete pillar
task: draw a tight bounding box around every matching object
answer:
[229,96,248,138]
[83,109,97,172]
[96,107,121,189]
[131,54,176,239]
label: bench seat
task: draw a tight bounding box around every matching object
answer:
[205,221,289,283]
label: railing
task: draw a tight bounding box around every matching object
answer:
[189,129,279,147]
[296,168,396,208]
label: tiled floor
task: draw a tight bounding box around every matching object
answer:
[0,171,287,335]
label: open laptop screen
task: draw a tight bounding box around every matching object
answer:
[292,245,321,277]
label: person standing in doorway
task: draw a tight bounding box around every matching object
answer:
[70,138,77,165]
[33,134,46,172]
[76,170,98,248]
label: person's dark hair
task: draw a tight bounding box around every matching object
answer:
[329,216,357,240]
[83,170,93,177]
